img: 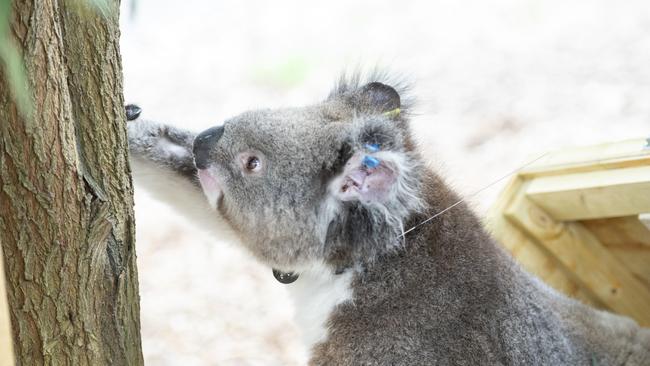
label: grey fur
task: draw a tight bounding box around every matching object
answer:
[127,73,650,365]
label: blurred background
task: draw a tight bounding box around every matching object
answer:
[119,0,650,364]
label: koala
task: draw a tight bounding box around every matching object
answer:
[126,74,650,365]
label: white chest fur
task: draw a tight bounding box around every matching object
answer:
[285,264,354,354]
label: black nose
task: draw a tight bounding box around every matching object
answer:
[193,125,225,169]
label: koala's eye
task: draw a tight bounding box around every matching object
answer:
[238,151,264,175]
[245,156,261,171]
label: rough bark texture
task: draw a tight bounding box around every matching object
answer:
[0,0,143,365]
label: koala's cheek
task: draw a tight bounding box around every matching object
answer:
[197,169,222,209]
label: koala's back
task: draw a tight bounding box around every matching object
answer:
[309,190,650,366]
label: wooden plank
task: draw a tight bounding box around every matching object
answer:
[0,245,15,366]
[520,138,650,178]
[608,248,650,288]
[582,216,650,248]
[584,217,650,287]
[525,166,650,221]
[486,178,601,308]
[504,184,650,326]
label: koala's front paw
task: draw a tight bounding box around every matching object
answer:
[125,104,163,153]
[125,104,168,150]
[125,104,142,121]
[127,119,165,155]
[125,107,195,166]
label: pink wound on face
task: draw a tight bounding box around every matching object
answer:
[336,153,397,203]
[358,163,396,201]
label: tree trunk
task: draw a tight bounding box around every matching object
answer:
[0,0,143,365]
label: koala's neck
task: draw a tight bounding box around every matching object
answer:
[345,170,514,305]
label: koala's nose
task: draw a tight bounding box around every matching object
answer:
[193,125,225,170]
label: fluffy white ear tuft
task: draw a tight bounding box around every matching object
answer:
[330,150,406,203]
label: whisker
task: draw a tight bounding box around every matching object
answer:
[400,152,548,237]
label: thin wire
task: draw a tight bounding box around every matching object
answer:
[400,152,549,237]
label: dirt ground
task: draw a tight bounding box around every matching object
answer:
[119,0,650,364]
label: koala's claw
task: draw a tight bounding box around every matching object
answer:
[125,104,142,121]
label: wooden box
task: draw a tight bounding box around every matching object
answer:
[488,138,650,326]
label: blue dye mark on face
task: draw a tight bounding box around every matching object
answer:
[364,143,380,152]
[362,155,380,169]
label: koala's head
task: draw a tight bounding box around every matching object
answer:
[193,75,425,271]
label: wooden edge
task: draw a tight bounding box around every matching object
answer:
[485,177,602,308]
[0,245,15,366]
[525,166,650,221]
[504,184,650,326]
[518,138,650,178]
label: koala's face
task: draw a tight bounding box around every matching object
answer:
[193,80,424,271]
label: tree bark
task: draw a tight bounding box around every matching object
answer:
[0,0,143,365]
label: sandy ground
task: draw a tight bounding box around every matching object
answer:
[119,0,650,364]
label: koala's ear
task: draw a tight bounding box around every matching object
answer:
[330,150,401,203]
[356,82,401,114]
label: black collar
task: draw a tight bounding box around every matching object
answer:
[272,266,349,284]
[272,269,299,284]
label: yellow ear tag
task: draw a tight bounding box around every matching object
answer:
[383,108,401,118]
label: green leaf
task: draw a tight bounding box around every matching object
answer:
[65,0,114,19]
[0,0,33,119]
[0,0,12,36]
[87,0,110,16]
[0,41,33,119]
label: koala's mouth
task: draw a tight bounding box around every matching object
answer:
[197,168,223,209]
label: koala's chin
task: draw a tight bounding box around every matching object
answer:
[127,73,650,366]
